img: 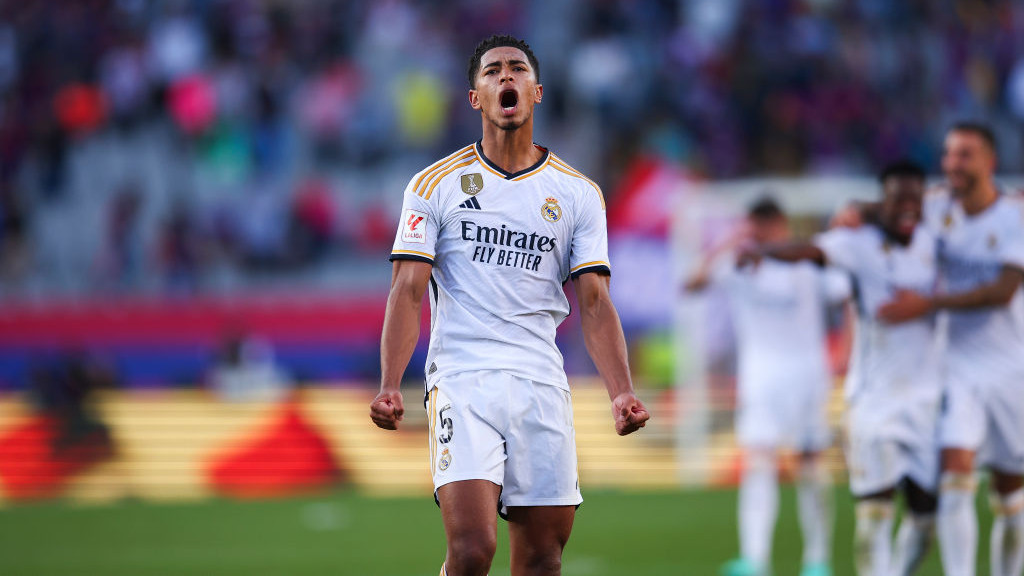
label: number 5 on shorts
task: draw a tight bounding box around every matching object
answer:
[438,405,454,444]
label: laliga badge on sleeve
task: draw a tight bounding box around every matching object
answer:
[402,209,428,244]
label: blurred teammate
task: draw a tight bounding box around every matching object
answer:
[369,35,649,576]
[742,161,942,576]
[687,197,849,576]
[876,124,1024,576]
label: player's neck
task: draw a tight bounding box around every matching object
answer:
[961,179,998,216]
[479,121,542,174]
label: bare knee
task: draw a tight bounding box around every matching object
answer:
[446,534,496,576]
[941,448,974,474]
[516,541,565,576]
[991,469,1024,496]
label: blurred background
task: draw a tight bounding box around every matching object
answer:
[0,0,1022,574]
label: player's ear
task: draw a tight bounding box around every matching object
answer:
[468,89,481,110]
[533,84,543,104]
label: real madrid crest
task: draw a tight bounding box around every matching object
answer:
[461,173,483,195]
[541,197,562,222]
[988,234,999,250]
[439,448,452,471]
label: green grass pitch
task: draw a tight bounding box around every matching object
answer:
[0,487,993,575]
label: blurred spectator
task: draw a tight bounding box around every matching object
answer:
[0,181,29,285]
[27,352,116,453]
[287,178,336,265]
[158,202,203,293]
[96,183,142,290]
[208,331,292,402]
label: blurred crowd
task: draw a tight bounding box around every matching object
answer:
[1,0,1023,298]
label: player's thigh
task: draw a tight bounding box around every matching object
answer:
[507,505,576,575]
[437,480,502,552]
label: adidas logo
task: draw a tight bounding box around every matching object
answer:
[458,197,482,210]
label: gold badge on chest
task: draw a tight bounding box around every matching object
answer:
[461,173,483,195]
[541,197,562,222]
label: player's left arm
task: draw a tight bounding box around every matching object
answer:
[573,271,650,436]
[878,265,1024,323]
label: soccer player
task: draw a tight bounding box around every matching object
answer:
[686,197,849,576]
[369,35,650,576]
[875,123,1024,576]
[740,161,942,576]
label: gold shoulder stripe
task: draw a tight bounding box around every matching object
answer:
[550,163,605,209]
[416,148,475,197]
[549,155,605,209]
[423,158,478,200]
[413,145,475,197]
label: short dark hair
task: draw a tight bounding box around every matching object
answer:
[747,195,784,220]
[467,34,540,88]
[949,121,997,153]
[878,159,926,184]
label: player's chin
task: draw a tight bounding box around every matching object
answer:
[491,114,525,132]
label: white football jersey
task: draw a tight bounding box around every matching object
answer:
[923,189,1024,379]
[390,142,610,391]
[715,258,849,393]
[816,226,942,401]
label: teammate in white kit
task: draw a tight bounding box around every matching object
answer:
[369,35,649,576]
[877,124,1024,576]
[743,162,943,576]
[687,198,849,576]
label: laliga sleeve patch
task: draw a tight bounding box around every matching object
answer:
[402,209,428,244]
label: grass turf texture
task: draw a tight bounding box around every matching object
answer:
[0,487,993,576]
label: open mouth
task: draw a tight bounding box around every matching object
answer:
[897,212,918,233]
[499,89,518,115]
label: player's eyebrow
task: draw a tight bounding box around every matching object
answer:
[482,59,529,71]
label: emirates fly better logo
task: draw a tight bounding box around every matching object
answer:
[402,209,428,243]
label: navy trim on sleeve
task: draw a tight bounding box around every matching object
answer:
[570,264,611,279]
[389,253,434,265]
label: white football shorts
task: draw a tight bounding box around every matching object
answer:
[735,376,832,452]
[844,387,942,497]
[427,370,582,515]
[940,372,1024,474]
[846,410,940,497]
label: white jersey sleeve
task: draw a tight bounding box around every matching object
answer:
[996,199,1024,272]
[390,174,441,264]
[816,227,862,273]
[568,186,610,278]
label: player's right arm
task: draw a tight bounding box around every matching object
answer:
[831,201,881,229]
[684,224,751,292]
[371,165,442,431]
[735,242,826,268]
[878,266,1024,323]
[370,259,432,430]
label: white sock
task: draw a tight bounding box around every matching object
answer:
[990,489,1024,576]
[440,564,447,576]
[739,450,778,569]
[798,458,833,567]
[937,472,978,576]
[854,499,893,576]
[891,512,934,576]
